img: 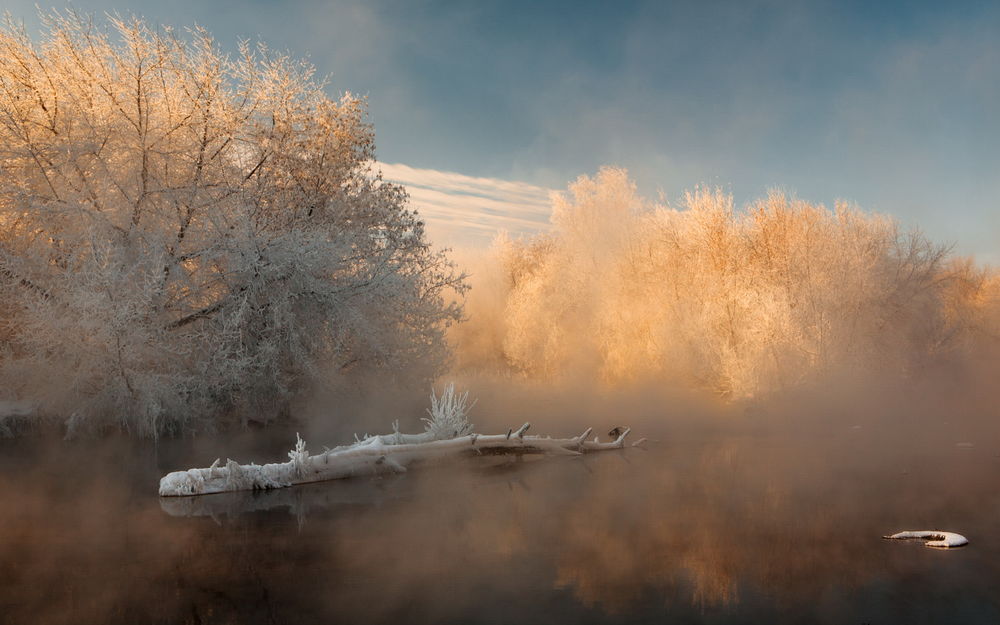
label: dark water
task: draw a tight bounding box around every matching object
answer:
[2,405,999,625]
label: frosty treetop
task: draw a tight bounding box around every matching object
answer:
[0,13,464,434]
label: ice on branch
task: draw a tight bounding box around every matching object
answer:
[423,382,475,440]
[159,386,633,497]
[883,530,969,548]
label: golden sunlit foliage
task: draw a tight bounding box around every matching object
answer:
[0,13,463,435]
[457,168,999,397]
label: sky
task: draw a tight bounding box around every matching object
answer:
[5,0,999,257]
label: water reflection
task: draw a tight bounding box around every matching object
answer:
[159,477,409,522]
[3,416,1000,624]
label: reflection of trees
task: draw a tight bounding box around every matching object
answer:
[4,425,1000,623]
[549,445,853,611]
[542,429,1000,615]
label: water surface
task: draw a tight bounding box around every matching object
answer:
[2,405,998,624]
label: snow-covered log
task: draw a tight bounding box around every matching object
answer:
[159,385,634,497]
[883,530,969,548]
[159,426,631,497]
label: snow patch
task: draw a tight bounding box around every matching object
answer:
[883,530,969,548]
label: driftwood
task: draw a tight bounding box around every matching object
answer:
[159,385,634,497]
[158,424,631,497]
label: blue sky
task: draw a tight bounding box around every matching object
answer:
[6,1,999,257]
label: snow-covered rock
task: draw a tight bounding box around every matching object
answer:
[883,530,969,548]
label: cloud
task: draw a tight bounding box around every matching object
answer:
[378,162,554,248]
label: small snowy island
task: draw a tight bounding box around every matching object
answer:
[883,530,969,549]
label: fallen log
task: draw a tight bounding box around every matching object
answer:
[159,384,633,497]
[159,425,631,497]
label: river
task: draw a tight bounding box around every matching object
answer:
[2,389,998,624]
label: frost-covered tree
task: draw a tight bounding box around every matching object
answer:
[458,168,997,398]
[0,13,465,435]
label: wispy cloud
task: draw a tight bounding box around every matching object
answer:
[378,163,554,248]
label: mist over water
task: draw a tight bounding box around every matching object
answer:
[3,367,1000,624]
